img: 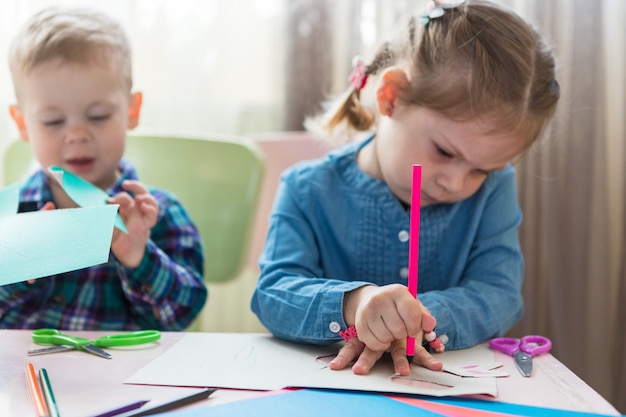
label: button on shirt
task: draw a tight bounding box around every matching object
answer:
[0,159,208,331]
[251,137,524,350]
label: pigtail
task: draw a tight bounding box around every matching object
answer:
[322,42,395,134]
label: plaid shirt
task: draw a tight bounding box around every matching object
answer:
[0,159,207,331]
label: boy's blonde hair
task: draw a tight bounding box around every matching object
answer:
[8,6,133,99]
[324,0,560,149]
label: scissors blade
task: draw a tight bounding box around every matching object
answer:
[82,344,112,359]
[27,345,76,356]
[514,351,533,377]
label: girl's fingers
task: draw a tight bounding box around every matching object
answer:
[351,346,384,375]
[414,345,443,371]
[421,308,437,333]
[359,320,393,352]
[329,339,365,370]
[393,287,423,337]
[389,339,411,375]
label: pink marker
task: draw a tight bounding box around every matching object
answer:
[406,164,421,365]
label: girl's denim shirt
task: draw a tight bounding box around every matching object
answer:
[251,137,523,350]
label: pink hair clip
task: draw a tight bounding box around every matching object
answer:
[348,56,368,91]
[339,325,358,343]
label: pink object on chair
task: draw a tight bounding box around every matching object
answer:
[246,132,333,271]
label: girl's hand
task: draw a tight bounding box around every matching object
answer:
[329,337,441,375]
[107,180,158,268]
[332,284,443,375]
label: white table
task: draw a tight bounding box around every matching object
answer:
[0,330,619,417]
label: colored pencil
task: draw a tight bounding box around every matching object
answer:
[25,363,49,417]
[123,388,214,416]
[90,400,149,417]
[406,164,422,364]
[39,368,61,417]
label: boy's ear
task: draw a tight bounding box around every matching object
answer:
[9,105,29,142]
[127,92,143,130]
[375,67,410,117]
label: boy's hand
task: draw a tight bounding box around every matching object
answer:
[107,180,158,268]
[331,284,443,375]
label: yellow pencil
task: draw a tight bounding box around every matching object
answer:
[25,363,49,417]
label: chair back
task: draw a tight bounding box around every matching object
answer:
[2,140,38,184]
[2,134,264,283]
[246,132,332,271]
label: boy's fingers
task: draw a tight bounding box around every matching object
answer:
[108,192,133,209]
[40,201,55,211]
[121,180,150,195]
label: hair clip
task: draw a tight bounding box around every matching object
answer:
[420,0,465,26]
[348,56,368,91]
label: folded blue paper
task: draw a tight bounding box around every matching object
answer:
[48,165,127,233]
[0,183,20,218]
[0,182,118,285]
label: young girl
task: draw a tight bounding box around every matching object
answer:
[251,0,559,376]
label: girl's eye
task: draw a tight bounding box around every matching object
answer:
[435,145,453,158]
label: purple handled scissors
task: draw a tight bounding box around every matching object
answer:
[488,335,552,377]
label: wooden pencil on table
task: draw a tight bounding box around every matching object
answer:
[25,363,49,417]
[39,368,61,417]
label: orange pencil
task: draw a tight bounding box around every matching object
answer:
[25,363,49,417]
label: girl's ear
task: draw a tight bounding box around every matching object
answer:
[9,105,29,142]
[375,68,410,117]
[127,92,143,130]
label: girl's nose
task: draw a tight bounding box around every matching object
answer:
[438,170,466,194]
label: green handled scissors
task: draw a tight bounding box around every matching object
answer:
[28,328,161,359]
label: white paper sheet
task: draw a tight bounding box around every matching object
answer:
[125,333,498,397]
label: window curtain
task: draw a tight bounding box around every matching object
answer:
[285,0,625,412]
[0,0,288,160]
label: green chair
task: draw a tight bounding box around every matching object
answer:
[2,134,264,284]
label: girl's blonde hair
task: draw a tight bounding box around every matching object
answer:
[8,6,133,99]
[323,0,560,148]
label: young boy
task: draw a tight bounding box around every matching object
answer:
[0,7,208,330]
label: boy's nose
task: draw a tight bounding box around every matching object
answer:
[65,126,91,143]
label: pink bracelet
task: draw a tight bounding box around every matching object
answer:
[340,326,358,342]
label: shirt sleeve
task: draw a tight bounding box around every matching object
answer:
[0,280,53,327]
[251,175,369,345]
[419,170,525,349]
[114,192,207,331]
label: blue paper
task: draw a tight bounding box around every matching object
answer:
[429,397,623,417]
[48,165,127,233]
[151,389,446,417]
[0,205,118,285]
[0,183,20,218]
